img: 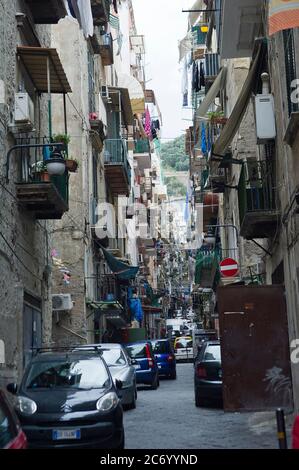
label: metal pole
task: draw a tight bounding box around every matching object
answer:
[63,93,68,136]
[276,408,288,449]
[47,56,52,139]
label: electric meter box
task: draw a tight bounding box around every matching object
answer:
[255,94,276,143]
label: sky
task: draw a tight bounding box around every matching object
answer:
[132,0,193,143]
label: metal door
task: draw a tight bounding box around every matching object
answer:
[217,285,293,411]
[23,303,42,367]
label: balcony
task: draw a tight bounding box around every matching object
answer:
[104,139,131,196]
[220,0,263,59]
[98,33,114,65]
[25,0,67,24]
[91,0,110,26]
[16,166,69,220]
[133,139,151,173]
[205,53,220,85]
[238,161,280,239]
[195,247,221,288]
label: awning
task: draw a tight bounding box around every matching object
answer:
[100,245,139,280]
[195,66,227,121]
[117,73,145,115]
[213,41,266,155]
[17,46,72,93]
[108,86,134,127]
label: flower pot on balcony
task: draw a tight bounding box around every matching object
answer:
[46,157,66,176]
[65,159,78,173]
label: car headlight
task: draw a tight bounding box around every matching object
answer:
[16,396,37,416]
[96,392,119,412]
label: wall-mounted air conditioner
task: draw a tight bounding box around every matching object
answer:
[14,92,34,126]
[52,294,73,311]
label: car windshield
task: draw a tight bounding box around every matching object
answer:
[126,343,147,358]
[204,345,221,361]
[25,358,110,390]
[176,339,192,349]
[101,348,127,366]
[152,341,169,354]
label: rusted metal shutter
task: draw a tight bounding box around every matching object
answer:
[218,285,293,412]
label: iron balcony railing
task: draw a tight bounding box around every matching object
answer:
[104,138,131,186]
[205,53,220,78]
[15,136,69,205]
[238,160,276,223]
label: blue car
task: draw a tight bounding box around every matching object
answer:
[151,339,177,380]
[125,341,159,389]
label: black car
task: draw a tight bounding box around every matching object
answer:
[194,341,222,407]
[7,350,124,449]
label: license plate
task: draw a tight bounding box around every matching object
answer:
[52,429,81,440]
[133,364,141,370]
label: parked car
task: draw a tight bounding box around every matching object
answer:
[75,343,137,410]
[194,340,222,407]
[6,350,124,449]
[151,339,177,380]
[174,336,193,362]
[0,389,27,449]
[292,415,299,449]
[125,341,159,389]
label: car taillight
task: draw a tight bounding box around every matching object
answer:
[167,355,174,362]
[196,365,207,378]
[145,343,154,368]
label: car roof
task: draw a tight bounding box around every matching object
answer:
[150,338,170,342]
[77,343,122,349]
[125,340,151,345]
[29,350,104,363]
[204,340,220,346]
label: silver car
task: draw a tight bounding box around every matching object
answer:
[75,344,137,410]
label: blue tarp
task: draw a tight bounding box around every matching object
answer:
[100,245,139,280]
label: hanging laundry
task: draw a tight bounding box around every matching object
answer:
[144,107,152,138]
[192,61,200,92]
[200,62,205,88]
[181,55,188,107]
[113,0,118,14]
[201,122,207,154]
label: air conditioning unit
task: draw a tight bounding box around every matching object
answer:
[100,85,109,102]
[14,92,34,126]
[52,294,73,311]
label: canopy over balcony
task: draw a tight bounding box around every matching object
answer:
[220,0,264,59]
[25,0,67,24]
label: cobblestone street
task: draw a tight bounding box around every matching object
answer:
[124,363,282,449]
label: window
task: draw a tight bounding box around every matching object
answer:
[152,341,170,354]
[283,29,299,115]
[126,343,147,358]
[25,358,109,390]
[204,345,221,361]
[0,400,15,448]
[101,348,127,366]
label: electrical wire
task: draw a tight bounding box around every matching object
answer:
[0,230,43,281]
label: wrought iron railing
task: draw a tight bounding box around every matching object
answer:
[238,160,276,223]
[104,138,131,186]
[10,136,69,205]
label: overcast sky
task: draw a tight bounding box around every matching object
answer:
[132,0,193,142]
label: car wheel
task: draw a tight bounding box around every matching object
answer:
[195,390,201,407]
[151,374,159,390]
[169,370,177,380]
[128,387,137,410]
[117,432,125,449]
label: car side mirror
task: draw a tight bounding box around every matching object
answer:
[7,383,18,395]
[115,379,123,390]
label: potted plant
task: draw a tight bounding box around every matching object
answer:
[65,157,79,173]
[207,111,228,125]
[32,161,51,182]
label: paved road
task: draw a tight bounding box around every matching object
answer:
[123,363,280,449]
